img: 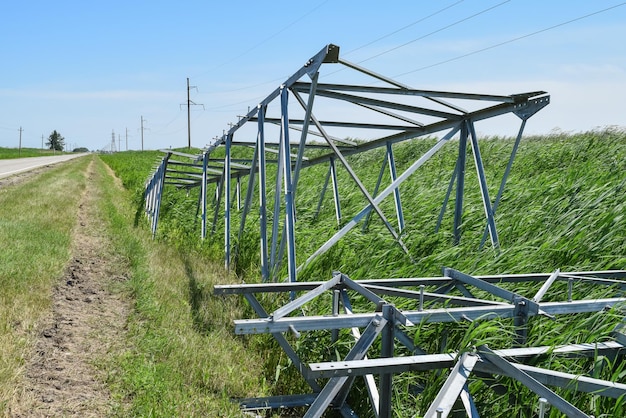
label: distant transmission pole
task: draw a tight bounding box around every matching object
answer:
[111,130,116,152]
[181,77,204,149]
[18,126,23,156]
[118,134,121,152]
[125,127,128,151]
[140,116,145,151]
[41,134,44,149]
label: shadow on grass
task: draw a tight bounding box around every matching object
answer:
[182,255,214,335]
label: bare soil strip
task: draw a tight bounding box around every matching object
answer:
[10,159,130,417]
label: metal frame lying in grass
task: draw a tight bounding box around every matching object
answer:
[144,43,550,283]
[215,268,626,417]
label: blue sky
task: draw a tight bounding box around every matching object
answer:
[0,0,624,151]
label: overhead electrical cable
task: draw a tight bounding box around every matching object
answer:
[193,0,329,79]
[342,0,465,57]
[355,0,511,65]
[203,1,462,100]
[394,1,626,77]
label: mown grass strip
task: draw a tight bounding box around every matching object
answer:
[0,156,89,412]
[95,155,266,416]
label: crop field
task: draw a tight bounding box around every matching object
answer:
[99,128,626,417]
[0,147,65,159]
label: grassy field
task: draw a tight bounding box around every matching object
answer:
[97,129,626,417]
[0,154,264,417]
[3,128,623,417]
[0,157,88,410]
[0,147,69,159]
[97,151,266,416]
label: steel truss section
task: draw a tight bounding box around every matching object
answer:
[143,43,550,284]
[215,268,626,417]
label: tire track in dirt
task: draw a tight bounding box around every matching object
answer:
[10,159,130,417]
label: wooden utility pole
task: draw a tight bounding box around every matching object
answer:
[18,127,23,156]
[181,78,203,149]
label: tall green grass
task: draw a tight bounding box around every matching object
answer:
[96,153,266,416]
[103,128,626,417]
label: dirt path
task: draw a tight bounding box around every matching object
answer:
[10,159,130,417]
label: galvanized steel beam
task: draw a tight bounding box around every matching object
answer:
[423,352,478,418]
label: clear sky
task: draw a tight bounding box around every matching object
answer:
[1,1,624,151]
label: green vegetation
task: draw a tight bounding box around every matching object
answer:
[98,151,264,416]
[0,147,67,159]
[99,128,625,417]
[0,157,88,410]
[46,130,65,151]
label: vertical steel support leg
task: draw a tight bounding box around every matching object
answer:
[270,125,285,273]
[211,175,223,236]
[331,289,340,343]
[280,87,298,285]
[453,122,468,245]
[201,151,208,239]
[151,155,169,238]
[380,304,395,418]
[150,171,159,236]
[330,157,341,225]
[148,160,163,231]
[467,120,499,249]
[224,134,232,270]
[513,296,529,346]
[363,153,388,232]
[236,143,258,257]
[435,157,458,233]
[480,118,527,248]
[257,105,269,282]
[149,176,156,217]
[236,175,241,211]
[386,142,405,232]
[144,174,153,217]
[314,163,332,219]
[145,175,153,218]
[291,72,319,195]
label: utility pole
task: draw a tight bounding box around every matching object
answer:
[41,134,44,150]
[125,127,128,151]
[118,134,121,152]
[111,130,116,152]
[181,77,203,149]
[140,116,145,151]
[18,127,23,156]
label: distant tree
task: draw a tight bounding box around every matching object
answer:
[73,147,89,153]
[46,130,65,151]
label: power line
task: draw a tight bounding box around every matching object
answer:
[355,0,511,65]
[342,0,465,58]
[202,0,507,110]
[200,1,465,101]
[393,1,626,78]
[193,0,330,79]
